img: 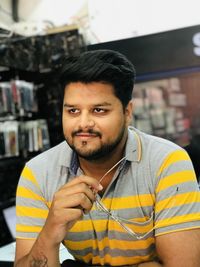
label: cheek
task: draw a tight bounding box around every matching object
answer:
[101,115,125,137]
[62,117,73,136]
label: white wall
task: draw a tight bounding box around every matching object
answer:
[0,0,87,36]
[88,0,200,43]
[18,0,87,26]
[0,0,200,44]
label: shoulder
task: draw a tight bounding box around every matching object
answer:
[19,141,73,197]
[139,129,182,153]
[26,141,72,171]
[129,127,193,180]
[130,127,185,161]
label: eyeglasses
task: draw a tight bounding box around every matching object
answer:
[93,153,176,240]
[91,154,154,240]
[94,194,154,240]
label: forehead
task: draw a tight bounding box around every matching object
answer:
[64,82,117,100]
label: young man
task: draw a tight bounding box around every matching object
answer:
[14,50,200,267]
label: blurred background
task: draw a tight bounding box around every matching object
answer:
[0,0,200,250]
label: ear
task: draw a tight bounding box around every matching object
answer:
[125,100,133,126]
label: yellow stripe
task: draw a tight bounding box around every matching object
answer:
[91,194,155,211]
[70,217,153,234]
[16,224,42,233]
[156,170,196,193]
[70,219,102,232]
[75,252,155,265]
[21,166,40,188]
[155,213,200,228]
[104,194,155,209]
[157,150,191,177]
[64,236,154,251]
[16,186,44,201]
[15,236,36,240]
[156,191,200,213]
[16,206,48,219]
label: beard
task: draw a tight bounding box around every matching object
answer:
[65,124,126,161]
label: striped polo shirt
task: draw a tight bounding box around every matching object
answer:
[16,126,200,266]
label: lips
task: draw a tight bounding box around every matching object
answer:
[75,132,98,137]
[72,130,101,138]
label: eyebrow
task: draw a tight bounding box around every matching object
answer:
[63,102,112,107]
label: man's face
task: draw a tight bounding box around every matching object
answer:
[62,82,132,160]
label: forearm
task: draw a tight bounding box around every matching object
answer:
[15,232,61,267]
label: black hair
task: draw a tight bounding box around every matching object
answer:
[59,49,136,108]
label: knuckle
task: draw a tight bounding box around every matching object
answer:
[53,190,61,200]
[80,183,88,191]
[79,192,87,201]
[77,175,85,182]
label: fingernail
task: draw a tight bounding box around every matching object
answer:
[98,184,103,190]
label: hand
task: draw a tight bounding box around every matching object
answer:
[41,175,103,246]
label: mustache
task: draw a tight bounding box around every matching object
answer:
[72,129,102,138]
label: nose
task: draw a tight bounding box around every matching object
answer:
[78,111,95,130]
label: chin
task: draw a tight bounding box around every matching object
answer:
[76,149,98,158]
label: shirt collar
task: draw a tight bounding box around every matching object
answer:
[58,141,73,167]
[125,126,142,162]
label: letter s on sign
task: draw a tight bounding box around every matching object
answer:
[193,32,200,56]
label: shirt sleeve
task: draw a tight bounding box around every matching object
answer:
[154,148,200,236]
[16,163,49,239]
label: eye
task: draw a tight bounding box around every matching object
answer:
[93,108,106,113]
[68,108,80,114]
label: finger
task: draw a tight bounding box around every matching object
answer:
[61,193,94,213]
[63,208,85,229]
[63,175,103,192]
[56,208,84,225]
[59,182,96,203]
[65,208,84,221]
[52,189,94,211]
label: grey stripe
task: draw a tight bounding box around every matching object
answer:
[115,169,153,195]
[155,220,200,235]
[91,206,153,220]
[112,206,153,219]
[68,243,155,258]
[157,183,199,202]
[155,202,200,221]
[16,197,48,209]
[65,229,154,242]
[17,216,46,226]
[91,200,154,220]
[160,160,194,178]
[18,176,42,196]
[16,232,38,238]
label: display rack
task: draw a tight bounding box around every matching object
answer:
[0,28,83,246]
